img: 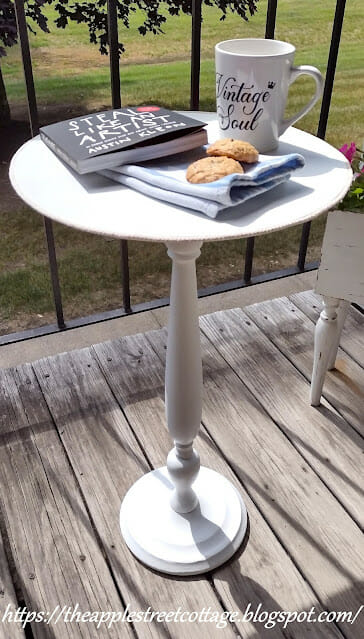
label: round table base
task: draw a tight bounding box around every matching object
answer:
[120,466,248,575]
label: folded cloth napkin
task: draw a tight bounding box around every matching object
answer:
[99,148,305,218]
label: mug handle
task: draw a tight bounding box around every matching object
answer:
[279,65,324,136]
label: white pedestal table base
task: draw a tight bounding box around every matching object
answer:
[120,466,247,575]
[120,240,247,575]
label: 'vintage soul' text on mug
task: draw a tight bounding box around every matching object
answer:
[216,74,275,132]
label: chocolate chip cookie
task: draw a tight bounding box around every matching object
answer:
[186,156,244,184]
[207,139,259,163]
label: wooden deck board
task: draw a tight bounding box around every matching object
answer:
[244,296,364,438]
[244,297,364,522]
[140,328,343,639]
[33,347,234,639]
[200,308,364,638]
[0,293,363,639]
[206,303,364,527]
[0,365,129,639]
[0,527,25,638]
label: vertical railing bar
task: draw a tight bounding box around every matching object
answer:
[120,240,131,313]
[242,0,278,283]
[13,0,39,136]
[297,221,312,271]
[14,0,65,328]
[190,0,202,110]
[265,0,278,39]
[107,0,131,312]
[107,0,121,109]
[298,0,346,271]
[244,238,255,283]
[43,218,66,328]
[317,0,346,140]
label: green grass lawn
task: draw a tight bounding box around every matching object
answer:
[1,0,363,334]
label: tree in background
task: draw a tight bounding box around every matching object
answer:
[0,0,258,124]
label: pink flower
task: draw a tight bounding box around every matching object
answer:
[339,142,356,164]
[353,168,364,179]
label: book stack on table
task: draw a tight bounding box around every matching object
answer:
[39,106,208,174]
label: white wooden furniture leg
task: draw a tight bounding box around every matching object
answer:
[311,211,364,405]
[327,299,350,370]
[120,241,247,575]
[310,296,340,406]
[165,241,204,514]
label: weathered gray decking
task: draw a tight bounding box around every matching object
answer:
[0,290,363,639]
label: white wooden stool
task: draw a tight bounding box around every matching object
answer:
[311,210,364,405]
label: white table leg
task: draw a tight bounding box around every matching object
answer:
[310,296,340,406]
[165,241,203,515]
[120,241,247,575]
[327,299,350,370]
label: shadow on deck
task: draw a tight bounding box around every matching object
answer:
[0,290,363,639]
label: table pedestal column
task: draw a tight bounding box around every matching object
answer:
[120,241,247,575]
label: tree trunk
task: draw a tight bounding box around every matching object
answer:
[0,64,11,125]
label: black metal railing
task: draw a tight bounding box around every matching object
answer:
[1,0,348,345]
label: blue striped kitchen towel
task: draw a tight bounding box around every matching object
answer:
[99,148,305,218]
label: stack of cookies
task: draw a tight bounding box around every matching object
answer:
[186,139,259,184]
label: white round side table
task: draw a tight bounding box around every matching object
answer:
[9,115,352,575]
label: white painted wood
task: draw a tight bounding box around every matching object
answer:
[290,289,364,368]
[9,122,352,243]
[165,241,203,514]
[327,299,350,369]
[120,466,247,576]
[311,296,340,406]
[312,210,364,403]
[119,240,247,574]
[316,210,364,304]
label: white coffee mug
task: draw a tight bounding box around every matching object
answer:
[215,38,324,152]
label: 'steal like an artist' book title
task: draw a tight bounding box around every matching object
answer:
[39,106,208,174]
